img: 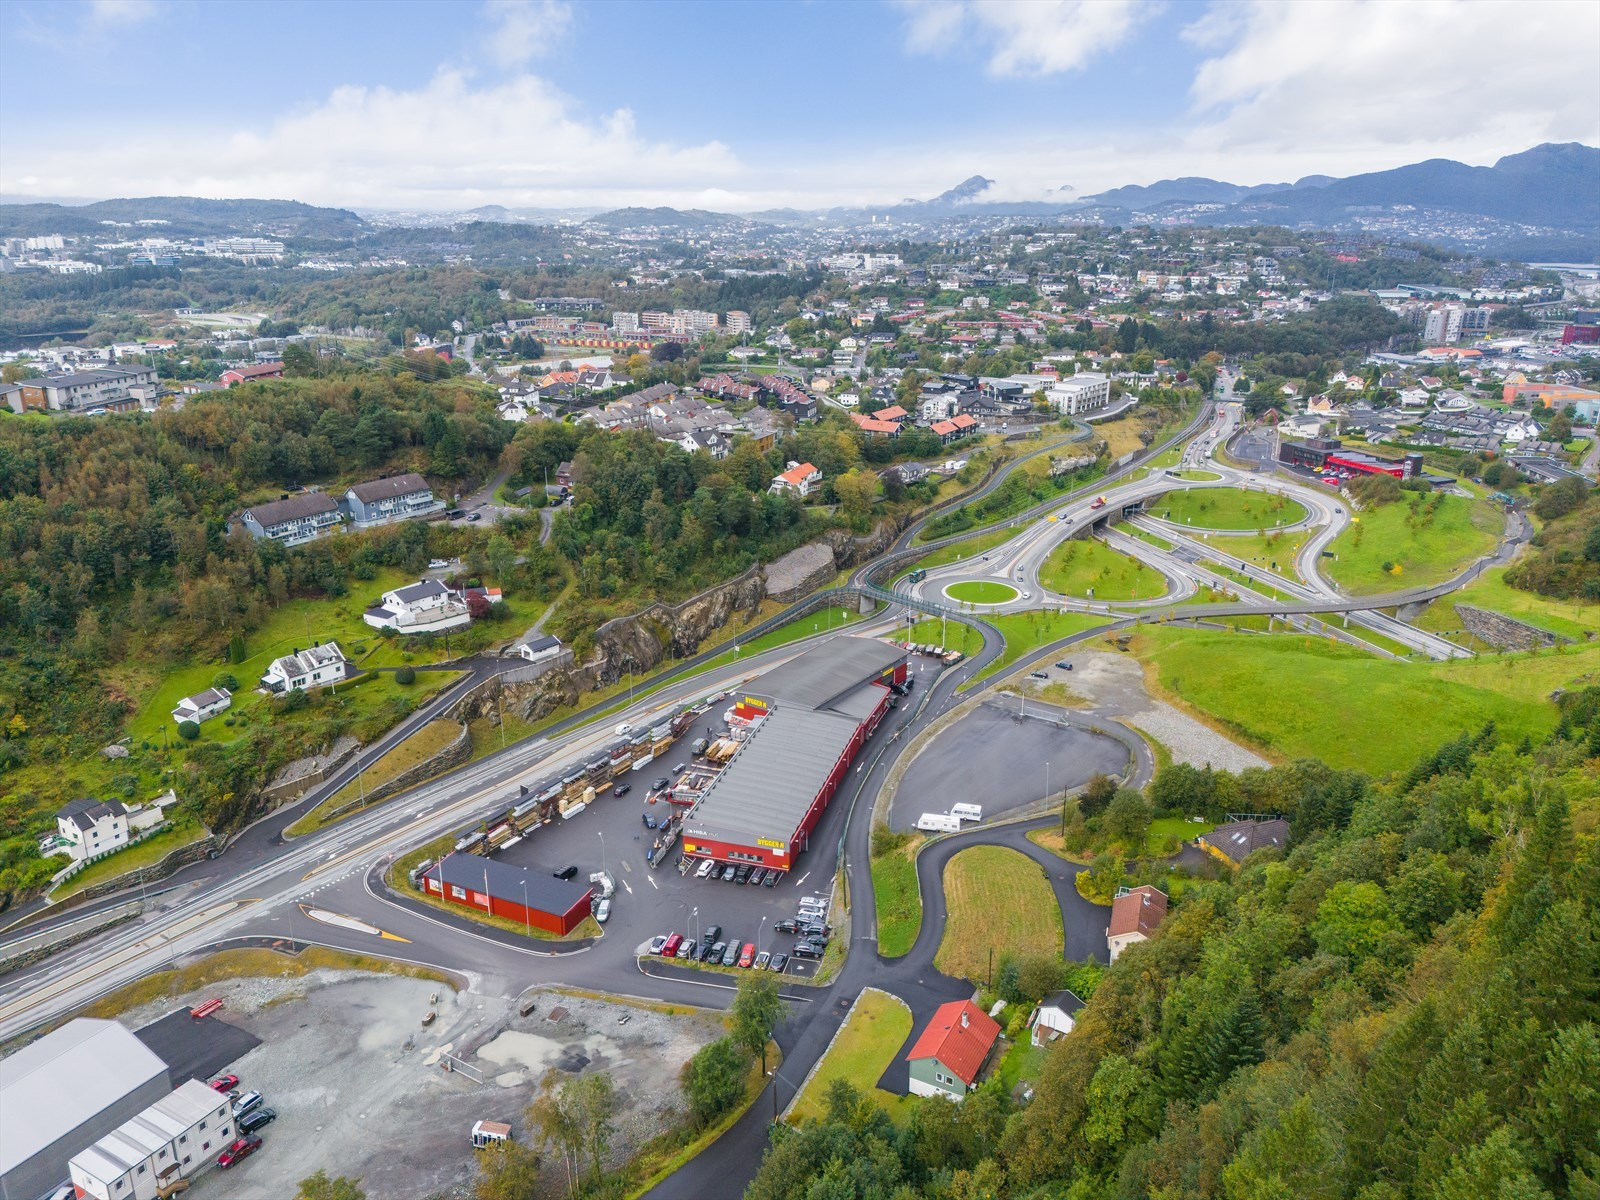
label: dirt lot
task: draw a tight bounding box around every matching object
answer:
[114,967,725,1200]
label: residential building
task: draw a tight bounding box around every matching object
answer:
[906,1000,1002,1101]
[49,794,169,866]
[219,362,285,386]
[1029,989,1086,1047]
[611,311,641,333]
[930,413,979,444]
[1107,884,1168,961]
[362,579,470,634]
[1045,372,1111,416]
[1198,818,1290,868]
[724,310,752,333]
[170,687,231,727]
[1,365,159,414]
[260,642,351,693]
[0,1019,172,1200]
[514,633,565,664]
[68,1079,236,1200]
[769,461,821,497]
[342,472,444,529]
[239,492,342,545]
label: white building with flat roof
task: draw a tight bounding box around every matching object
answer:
[1045,372,1111,415]
[68,1080,234,1200]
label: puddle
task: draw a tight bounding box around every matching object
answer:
[477,1029,603,1076]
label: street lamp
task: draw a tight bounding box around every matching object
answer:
[598,831,606,877]
[767,1069,783,1125]
[519,880,531,938]
[692,905,699,951]
[758,914,767,955]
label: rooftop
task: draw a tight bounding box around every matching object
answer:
[906,1000,1001,1085]
[347,472,432,503]
[1109,885,1169,938]
[71,1080,225,1183]
[427,852,593,916]
[243,491,339,527]
[753,635,906,712]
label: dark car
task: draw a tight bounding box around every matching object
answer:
[773,919,798,934]
[553,864,579,880]
[642,812,657,829]
[762,870,779,887]
[697,940,718,962]
[904,676,915,691]
[466,512,482,522]
[704,923,722,945]
[217,1135,263,1169]
[708,940,727,963]
[238,1107,277,1134]
[791,941,822,959]
[1030,670,1048,680]
[769,953,789,973]
[733,864,752,884]
[720,941,741,967]
[653,777,669,791]
[1055,661,1073,671]
[613,783,631,797]
[721,864,738,882]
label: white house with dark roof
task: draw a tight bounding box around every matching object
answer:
[1030,989,1086,1047]
[260,642,350,693]
[342,472,444,529]
[239,492,342,545]
[170,687,231,726]
[362,579,470,634]
[49,793,171,865]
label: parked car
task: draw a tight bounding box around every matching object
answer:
[698,940,718,962]
[466,512,482,522]
[747,867,766,886]
[208,1075,240,1093]
[642,812,657,829]
[428,559,450,570]
[238,1108,277,1134]
[677,938,696,959]
[593,897,611,923]
[773,919,798,934]
[738,943,756,968]
[704,923,722,945]
[661,933,682,957]
[217,1135,263,1169]
[613,783,631,797]
[904,676,915,691]
[231,1091,264,1118]
[762,870,779,887]
[733,864,752,884]
[721,864,738,882]
[769,953,789,973]
[709,940,728,964]
[754,951,771,970]
[695,859,716,879]
[647,935,668,955]
[791,941,822,959]
[1030,671,1048,680]
[652,777,669,791]
[721,941,741,967]
[1055,661,1072,670]
[553,865,578,880]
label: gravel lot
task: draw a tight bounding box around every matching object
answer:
[116,968,724,1200]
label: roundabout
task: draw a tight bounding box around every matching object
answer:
[943,579,1019,604]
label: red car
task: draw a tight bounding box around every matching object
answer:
[738,942,756,968]
[208,1075,240,1092]
[217,1135,262,1168]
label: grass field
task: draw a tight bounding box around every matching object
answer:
[1132,627,1589,774]
[871,833,924,957]
[1325,494,1503,594]
[1096,416,1157,459]
[286,719,464,836]
[787,988,914,1126]
[1414,566,1600,643]
[1040,537,1167,601]
[972,611,1110,683]
[1148,487,1308,531]
[51,816,209,899]
[1192,528,1311,579]
[945,580,1019,604]
[934,845,1063,981]
[897,525,1021,579]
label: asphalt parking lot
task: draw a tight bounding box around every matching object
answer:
[889,696,1129,831]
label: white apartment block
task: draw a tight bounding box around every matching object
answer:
[724,310,752,333]
[611,311,641,333]
[1046,372,1111,415]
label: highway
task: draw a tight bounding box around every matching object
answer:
[0,393,1532,1199]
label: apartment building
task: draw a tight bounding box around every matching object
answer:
[342,472,443,529]
[239,492,342,545]
[1,365,159,414]
[1046,372,1111,415]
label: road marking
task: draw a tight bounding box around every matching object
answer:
[647,875,658,890]
[621,879,633,894]
[792,871,810,889]
[301,904,411,942]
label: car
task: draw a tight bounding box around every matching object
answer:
[647,935,668,955]
[677,938,696,959]
[697,940,718,962]
[734,864,752,884]
[208,1075,240,1093]
[641,812,657,829]
[444,509,464,519]
[594,897,611,923]
[613,783,631,797]
[1030,670,1048,680]
[721,864,738,882]
[466,512,482,522]
[695,859,716,879]
[754,951,771,970]
[238,1107,277,1134]
[661,932,683,957]
[1022,591,1031,600]
[653,777,669,791]
[1055,661,1072,670]
[791,941,822,959]
[721,941,741,967]
[904,676,915,691]
[762,869,779,887]
[773,919,798,934]
[217,1135,263,1169]
[615,723,632,736]
[553,864,578,880]
[672,762,685,773]
[703,923,722,945]
[428,559,450,570]
[799,895,829,908]
[708,939,728,962]
[231,1090,263,1118]
[738,943,756,968]
[769,953,789,973]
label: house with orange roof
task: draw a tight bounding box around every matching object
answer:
[769,461,821,497]
[906,1000,1002,1100]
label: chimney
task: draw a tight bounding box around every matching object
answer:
[960,1010,969,1028]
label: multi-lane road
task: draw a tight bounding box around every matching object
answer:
[0,398,1529,1198]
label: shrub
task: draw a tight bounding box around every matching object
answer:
[223,716,237,727]
[211,672,239,691]
[395,665,417,685]
[177,720,200,741]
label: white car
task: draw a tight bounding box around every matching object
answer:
[695,859,716,879]
[594,897,611,923]
[428,559,450,570]
[615,723,632,737]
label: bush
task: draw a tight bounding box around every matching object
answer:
[395,665,417,685]
[211,672,239,691]
[177,720,200,741]
[680,1036,749,1128]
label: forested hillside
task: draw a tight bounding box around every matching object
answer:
[750,704,1600,1200]
[1506,482,1600,601]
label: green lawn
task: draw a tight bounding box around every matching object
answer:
[1148,487,1308,531]
[1133,627,1588,774]
[1190,529,1311,580]
[52,816,209,899]
[693,605,862,672]
[971,611,1110,683]
[1325,494,1503,594]
[1146,816,1214,856]
[1413,566,1600,643]
[286,718,465,836]
[935,846,1063,981]
[787,988,914,1126]
[871,834,924,958]
[896,525,1021,580]
[900,617,985,658]
[1040,538,1167,601]
[945,580,1019,604]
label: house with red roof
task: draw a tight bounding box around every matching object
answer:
[1107,884,1168,962]
[220,362,285,386]
[906,999,1001,1100]
[851,413,902,437]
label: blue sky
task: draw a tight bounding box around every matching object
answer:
[2,0,1596,211]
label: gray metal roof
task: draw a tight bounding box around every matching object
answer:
[753,636,905,712]
[347,472,432,503]
[392,579,452,604]
[243,491,339,528]
[0,1019,169,1176]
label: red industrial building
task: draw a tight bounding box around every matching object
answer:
[1278,437,1422,479]
[421,853,594,935]
[681,637,907,873]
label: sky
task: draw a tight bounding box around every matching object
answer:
[2,0,1597,213]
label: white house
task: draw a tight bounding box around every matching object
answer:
[1398,386,1433,409]
[514,632,565,664]
[1045,372,1111,416]
[362,579,470,634]
[68,1079,237,1200]
[49,792,171,865]
[170,687,231,726]
[769,461,821,497]
[260,642,350,693]
[1029,989,1086,1047]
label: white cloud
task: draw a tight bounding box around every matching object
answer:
[899,0,1152,76]
[1183,0,1600,167]
[88,0,159,24]
[482,0,572,68]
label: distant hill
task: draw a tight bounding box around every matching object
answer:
[0,196,366,239]
[586,206,754,231]
[1080,176,1297,209]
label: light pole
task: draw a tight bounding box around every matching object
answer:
[692,905,699,951]
[767,1069,783,1125]
[520,881,531,938]
[758,914,767,956]
[598,831,606,878]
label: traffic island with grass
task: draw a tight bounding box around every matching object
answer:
[1148,487,1308,531]
[934,845,1064,982]
[1040,537,1168,601]
[870,827,925,958]
[1325,492,1505,594]
[944,580,1020,605]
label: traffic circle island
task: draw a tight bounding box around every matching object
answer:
[943,580,1020,605]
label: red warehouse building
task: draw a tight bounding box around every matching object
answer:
[421,853,594,935]
[681,636,907,873]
